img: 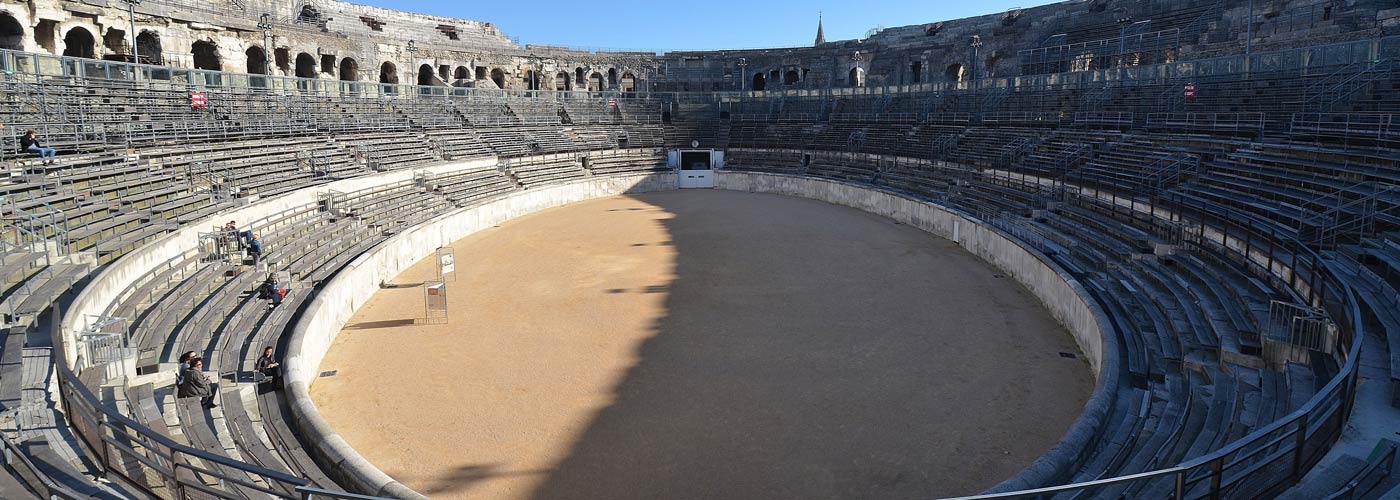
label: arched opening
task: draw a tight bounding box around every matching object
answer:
[62,26,95,58]
[555,72,570,91]
[783,70,799,85]
[607,68,617,87]
[379,61,398,84]
[984,54,1001,79]
[588,72,604,91]
[848,67,865,87]
[751,72,766,91]
[620,72,636,92]
[910,61,923,83]
[102,28,126,56]
[418,64,436,86]
[0,13,23,51]
[523,70,539,90]
[489,68,506,89]
[274,47,290,72]
[453,66,469,81]
[295,52,317,78]
[944,63,964,82]
[339,57,357,81]
[191,40,221,70]
[575,67,585,84]
[135,30,161,65]
[245,46,268,74]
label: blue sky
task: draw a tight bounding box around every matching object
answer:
[355,0,1060,52]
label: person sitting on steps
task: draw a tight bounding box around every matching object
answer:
[19,130,57,165]
[176,357,216,409]
[255,346,280,386]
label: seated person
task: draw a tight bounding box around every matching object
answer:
[255,346,280,385]
[20,130,57,165]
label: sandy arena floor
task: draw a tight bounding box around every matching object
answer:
[310,189,1093,500]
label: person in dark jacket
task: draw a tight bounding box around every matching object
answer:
[255,346,280,386]
[176,357,216,408]
[247,234,263,264]
[258,273,283,309]
[20,130,57,165]
[176,350,198,385]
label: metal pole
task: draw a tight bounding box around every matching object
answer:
[126,0,139,67]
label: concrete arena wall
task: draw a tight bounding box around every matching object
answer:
[282,173,678,499]
[714,172,1120,494]
[62,158,500,366]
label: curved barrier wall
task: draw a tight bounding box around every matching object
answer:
[61,158,499,366]
[284,173,678,498]
[285,171,1118,497]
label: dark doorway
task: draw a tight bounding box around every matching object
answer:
[680,151,710,170]
[246,46,268,74]
[588,72,604,91]
[607,68,617,87]
[191,41,220,70]
[62,27,95,58]
[620,72,636,92]
[783,70,799,85]
[135,31,161,64]
[295,52,316,78]
[339,58,357,80]
[379,61,398,83]
[910,61,923,83]
[454,66,469,81]
[490,68,506,89]
[555,72,570,91]
[751,73,766,91]
[418,64,436,86]
[945,63,964,82]
[103,28,126,56]
[274,47,290,71]
[0,13,22,51]
[321,54,336,75]
[848,67,864,87]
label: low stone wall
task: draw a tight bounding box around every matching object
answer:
[62,158,498,366]
[714,172,1121,493]
[283,173,677,498]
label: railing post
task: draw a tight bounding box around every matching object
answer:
[1292,412,1310,479]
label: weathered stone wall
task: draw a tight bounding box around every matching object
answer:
[0,0,1394,92]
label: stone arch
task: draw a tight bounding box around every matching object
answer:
[489,68,506,89]
[607,68,617,87]
[523,69,540,90]
[453,66,469,81]
[0,12,24,51]
[62,26,96,58]
[295,52,316,78]
[848,67,865,87]
[135,30,161,64]
[944,63,964,82]
[575,67,585,84]
[245,46,268,74]
[102,27,126,56]
[751,72,766,91]
[274,47,290,71]
[379,61,398,84]
[339,57,358,81]
[587,72,604,91]
[910,61,923,83]
[191,40,220,70]
[783,70,799,85]
[620,71,636,92]
[418,64,436,85]
[555,72,570,91]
